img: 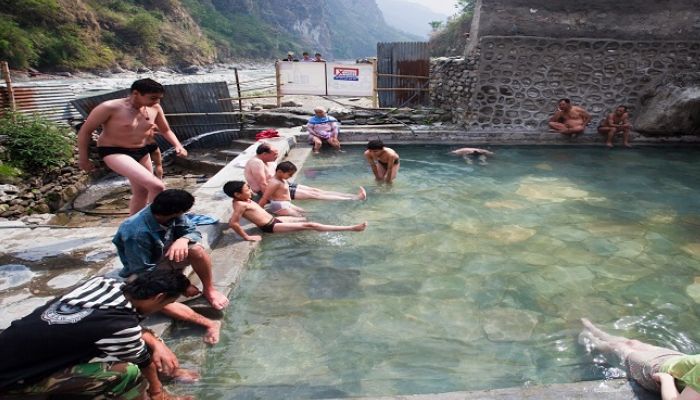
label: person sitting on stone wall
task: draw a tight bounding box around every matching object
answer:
[598,105,632,148]
[548,98,591,137]
[306,106,342,153]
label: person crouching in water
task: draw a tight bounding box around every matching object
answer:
[364,139,400,184]
[224,180,367,242]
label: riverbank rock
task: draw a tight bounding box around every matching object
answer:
[635,73,700,135]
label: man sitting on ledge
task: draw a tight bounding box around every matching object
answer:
[548,98,591,137]
[113,189,225,344]
[306,106,342,153]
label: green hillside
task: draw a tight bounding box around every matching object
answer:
[0,0,416,71]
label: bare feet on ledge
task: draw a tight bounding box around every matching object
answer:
[204,288,229,310]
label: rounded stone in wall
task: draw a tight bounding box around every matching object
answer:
[581,54,594,63]
[487,95,498,104]
[588,95,603,102]
[502,70,513,77]
[506,98,517,105]
[506,110,519,118]
[534,81,547,90]
[526,88,540,98]
[502,78,512,84]
[690,43,699,51]
[621,42,634,50]
[493,118,502,124]
[483,52,494,61]
[533,112,548,120]
[522,100,539,111]
[524,120,539,128]
[500,62,514,71]
[514,119,523,125]
[480,106,494,115]
[484,42,495,50]
[605,42,620,51]
[590,103,606,113]
[496,43,506,49]
[576,74,591,83]
[565,43,578,52]
[482,85,497,95]
[613,84,625,92]
[487,77,498,84]
[495,104,505,109]
[499,87,513,96]
[578,64,593,73]
[514,92,525,99]
[650,42,662,48]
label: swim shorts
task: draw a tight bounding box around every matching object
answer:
[260,217,281,233]
[97,146,151,162]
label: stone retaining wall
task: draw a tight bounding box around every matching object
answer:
[431,36,700,132]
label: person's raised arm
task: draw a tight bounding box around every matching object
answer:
[154,104,187,158]
[654,372,700,400]
[77,103,113,172]
[228,202,261,241]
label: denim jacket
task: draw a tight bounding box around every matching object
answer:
[113,206,202,278]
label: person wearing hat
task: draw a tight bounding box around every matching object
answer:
[282,52,298,62]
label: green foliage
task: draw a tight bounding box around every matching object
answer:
[0,162,21,180]
[456,0,475,14]
[0,18,38,68]
[123,13,161,49]
[0,113,73,172]
[429,21,443,32]
[429,13,472,57]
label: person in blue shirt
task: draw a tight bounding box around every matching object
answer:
[113,189,226,344]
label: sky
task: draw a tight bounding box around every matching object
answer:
[408,0,459,16]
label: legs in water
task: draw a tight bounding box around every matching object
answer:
[272,221,368,233]
[294,184,366,201]
[162,302,222,345]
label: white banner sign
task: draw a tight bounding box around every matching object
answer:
[277,61,374,97]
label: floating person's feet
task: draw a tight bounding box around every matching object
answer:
[204,320,222,345]
[357,186,367,200]
[204,288,230,310]
[352,222,368,232]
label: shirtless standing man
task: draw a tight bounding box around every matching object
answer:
[78,78,188,214]
[598,105,632,148]
[244,143,366,202]
[548,98,592,137]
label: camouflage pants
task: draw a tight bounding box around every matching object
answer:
[3,362,146,399]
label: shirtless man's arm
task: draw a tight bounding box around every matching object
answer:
[576,106,592,126]
[384,152,399,184]
[364,151,382,180]
[77,102,117,172]
[247,158,269,193]
[153,105,187,157]
[228,201,261,241]
[258,179,283,207]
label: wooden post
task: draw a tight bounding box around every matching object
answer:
[234,67,244,126]
[1,61,16,112]
[275,61,282,108]
[372,59,378,108]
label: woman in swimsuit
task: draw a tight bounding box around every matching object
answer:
[364,139,400,184]
[580,318,700,399]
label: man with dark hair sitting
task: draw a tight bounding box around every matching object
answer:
[0,269,195,400]
[113,188,226,344]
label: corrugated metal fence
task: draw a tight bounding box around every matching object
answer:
[376,42,430,107]
[0,83,82,122]
[71,81,239,142]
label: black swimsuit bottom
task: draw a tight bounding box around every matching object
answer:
[378,159,400,169]
[98,144,159,161]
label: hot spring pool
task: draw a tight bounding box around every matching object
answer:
[194,145,700,399]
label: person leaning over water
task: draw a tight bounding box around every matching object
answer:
[598,105,632,148]
[113,189,226,344]
[77,78,188,215]
[580,318,700,399]
[0,269,196,400]
[364,139,400,184]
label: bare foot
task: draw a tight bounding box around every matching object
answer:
[170,368,201,384]
[357,186,367,200]
[204,288,229,310]
[624,142,632,148]
[351,222,368,232]
[185,284,201,298]
[606,142,613,148]
[204,320,222,345]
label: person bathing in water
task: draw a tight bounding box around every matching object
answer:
[364,139,400,184]
[224,181,367,242]
[258,161,306,217]
[451,147,494,165]
[580,318,700,399]
[245,143,366,201]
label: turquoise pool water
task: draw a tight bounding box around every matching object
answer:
[195,145,700,399]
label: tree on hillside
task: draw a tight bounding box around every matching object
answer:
[429,21,443,32]
[456,0,475,14]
